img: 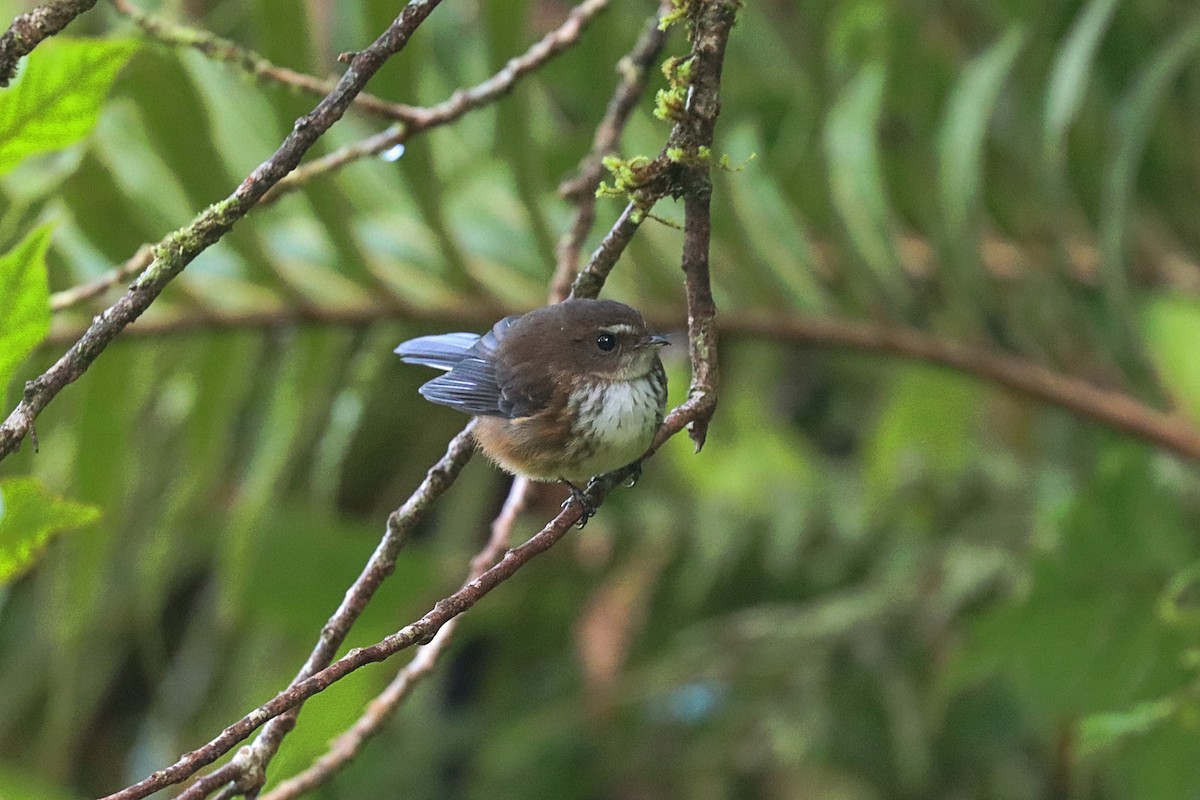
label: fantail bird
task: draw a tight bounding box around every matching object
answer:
[395,299,669,489]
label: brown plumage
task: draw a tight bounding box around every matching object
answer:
[395,299,669,483]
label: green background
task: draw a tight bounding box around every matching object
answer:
[3,0,1200,798]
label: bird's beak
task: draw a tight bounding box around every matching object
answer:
[646,334,671,348]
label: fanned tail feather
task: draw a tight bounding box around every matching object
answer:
[394,332,481,371]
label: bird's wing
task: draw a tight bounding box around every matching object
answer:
[396,315,524,417]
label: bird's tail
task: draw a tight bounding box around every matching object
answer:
[394,332,481,371]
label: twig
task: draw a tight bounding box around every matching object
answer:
[726,312,1200,463]
[258,478,532,800]
[111,0,429,124]
[259,0,611,206]
[174,425,478,800]
[49,301,1200,464]
[99,3,741,798]
[0,0,97,86]
[49,246,153,311]
[99,468,631,800]
[569,201,652,299]
[551,8,670,298]
[629,0,737,451]
[250,28,653,774]
[175,763,243,800]
[0,0,446,462]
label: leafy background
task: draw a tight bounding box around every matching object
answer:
[3,0,1200,798]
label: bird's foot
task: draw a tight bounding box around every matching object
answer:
[560,480,596,528]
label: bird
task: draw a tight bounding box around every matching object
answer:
[395,299,669,506]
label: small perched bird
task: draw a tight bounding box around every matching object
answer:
[395,299,669,490]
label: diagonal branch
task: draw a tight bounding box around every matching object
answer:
[99,470,617,800]
[99,3,740,798]
[110,0,425,123]
[49,301,1200,464]
[251,23,667,774]
[0,0,446,462]
[251,18,671,776]
[259,0,611,206]
[0,0,97,86]
[257,478,533,800]
[551,6,671,297]
[49,246,153,312]
[190,424,479,799]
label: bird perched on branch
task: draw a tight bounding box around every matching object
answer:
[396,299,669,506]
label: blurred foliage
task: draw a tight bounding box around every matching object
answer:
[0,224,51,388]
[2,0,1200,798]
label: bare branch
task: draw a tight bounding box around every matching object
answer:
[110,0,425,123]
[49,246,152,312]
[0,0,446,462]
[569,201,650,299]
[726,312,1200,463]
[551,8,670,298]
[99,472,618,800]
[0,0,97,86]
[199,424,478,798]
[260,0,611,205]
[658,0,735,451]
[51,301,1200,465]
[258,478,533,800]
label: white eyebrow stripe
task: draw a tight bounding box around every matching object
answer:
[606,324,638,335]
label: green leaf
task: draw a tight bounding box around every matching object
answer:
[0,477,100,584]
[1078,697,1177,757]
[0,224,53,392]
[1142,294,1200,425]
[1100,15,1200,316]
[0,765,78,800]
[824,62,904,304]
[936,25,1025,307]
[957,446,1193,722]
[1042,0,1120,168]
[864,366,981,503]
[0,37,139,176]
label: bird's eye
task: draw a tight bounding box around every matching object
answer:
[596,332,617,352]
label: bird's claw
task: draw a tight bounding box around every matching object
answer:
[561,481,596,528]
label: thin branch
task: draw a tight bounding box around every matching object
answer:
[569,200,651,299]
[111,0,452,124]
[0,0,446,462]
[727,312,1200,462]
[259,0,611,206]
[99,468,630,800]
[253,29,654,775]
[50,300,1200,464]
[551,8,670,298]
[258,478,533,800]
[175,425,478,800]
[48,245,153,312]
[643,0,737,451]
[175,764,243,800]
[48,0,611,316]
[0,0,97,86]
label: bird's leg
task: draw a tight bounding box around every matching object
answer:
[560,479,596,528]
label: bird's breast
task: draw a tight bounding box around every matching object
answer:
[564,372,665,480]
